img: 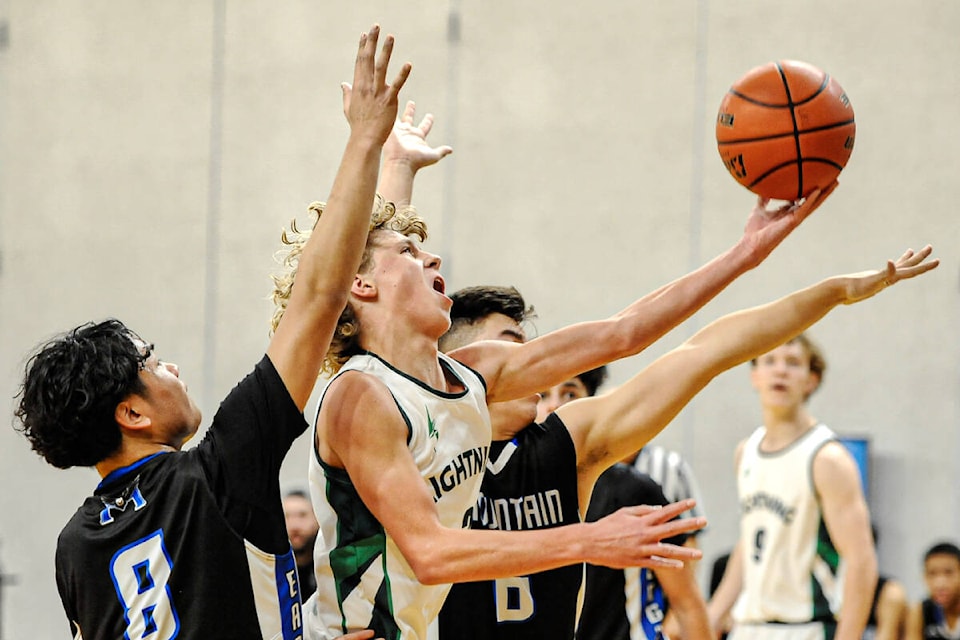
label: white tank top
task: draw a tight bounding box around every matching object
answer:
[304,351,491,640]
[733,423,844,624]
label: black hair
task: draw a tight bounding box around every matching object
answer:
[924,541,960,564]
[575,365,609,396]
[14,319,149,469]
[449,286,532,325]
[441,286,535,352]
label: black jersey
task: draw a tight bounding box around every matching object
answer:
[920,598,959,640]
[55,356,308,640]
[438,412,582,639]
[577,464,684,640]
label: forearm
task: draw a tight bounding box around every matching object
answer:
[607,239,759,357]
[377,158,416,206]
[834,551,879,640]
[660,564,712,640]
[488,241,763,401]
[302,136,382,286]
[707,543,743,629]
[672,598,713,640]
[687,276,849,372]
[403,522,589,585]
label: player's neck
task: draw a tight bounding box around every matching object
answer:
[760,407,817,450]
[96,440,178,478]
[365,332,456,390]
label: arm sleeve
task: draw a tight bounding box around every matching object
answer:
[195,355,309,551]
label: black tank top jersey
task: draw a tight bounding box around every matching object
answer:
[438,412,582,639]
[921,598,959,640]
[54,356,308,640]
[577,464,683,640]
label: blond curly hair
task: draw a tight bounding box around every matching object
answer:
[271,195,428,375]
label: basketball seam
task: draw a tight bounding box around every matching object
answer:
[716,119,855,145]
[777,61,805,200]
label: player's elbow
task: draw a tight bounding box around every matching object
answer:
[394,539,451,585]
[404,551,448,585]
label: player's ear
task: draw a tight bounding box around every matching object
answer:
[803,371,821,397]
[115,396,152,431]
[351,273,377,300]
[749,363,762,392]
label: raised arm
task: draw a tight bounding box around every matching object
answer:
[267,26,410,410]
[456,185,837,402]
[374,100,452,206]
[560,246,938,490]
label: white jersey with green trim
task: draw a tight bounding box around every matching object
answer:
[303,351,491,640]
[733,423,845,624]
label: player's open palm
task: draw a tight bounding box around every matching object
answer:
[381,100,453,170]
[842,245,939,304]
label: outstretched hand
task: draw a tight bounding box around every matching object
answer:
[586,500,706,570]
[345,25,411,146]
[740,180,839,268]
[380,100,453,169]
[842,245,939,304]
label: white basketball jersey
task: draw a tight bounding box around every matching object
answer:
[304,352,491,640]
[733,423,844,624]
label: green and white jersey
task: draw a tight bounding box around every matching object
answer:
[733,423,844,624]
[304,352,491,640]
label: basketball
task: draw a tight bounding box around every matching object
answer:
[716,60,855,201]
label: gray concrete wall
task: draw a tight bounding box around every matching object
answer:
[0,1,957,637]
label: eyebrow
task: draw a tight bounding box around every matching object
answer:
[500,328,526,343]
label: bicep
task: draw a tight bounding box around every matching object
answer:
[813,443,874,560]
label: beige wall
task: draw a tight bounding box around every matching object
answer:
[1,1,957,637]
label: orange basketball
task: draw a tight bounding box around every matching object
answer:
[716,60,855,201]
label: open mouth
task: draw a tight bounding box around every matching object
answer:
[433,276,446,295]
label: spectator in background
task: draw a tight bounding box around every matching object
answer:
[864,524,908,640]
[284,490,320,599]
[906,541,960,640]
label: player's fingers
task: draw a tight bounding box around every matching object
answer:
[639,499,697,522]
[373,33,395,89]
[653,515,708,539]
[418,113,435,135]
[640,542,703,564]
[388,62,412,97]
[352,26,379,91]
[619,504,665,518]
[401,100,416,123]
[895,255,939,281]
[341,83,352,116]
